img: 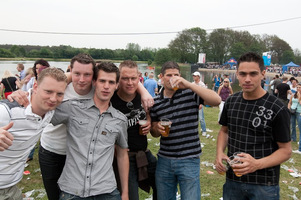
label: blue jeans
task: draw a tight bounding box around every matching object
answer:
[156,156,200,200]
[199,107,206,133]
[39,145,66,200]
[291,113,297,141]
[128,151,157,200]
[297,113,301,151]
[28,147,35,160]
[223,180,279,200]
[59,189,121,200]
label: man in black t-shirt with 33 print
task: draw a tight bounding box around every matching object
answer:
[215,52,292,200]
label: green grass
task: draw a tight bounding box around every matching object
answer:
[17,106,301,199]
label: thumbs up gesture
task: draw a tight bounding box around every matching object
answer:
[0,122,14,151]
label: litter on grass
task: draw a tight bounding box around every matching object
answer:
[289,172,301,178]
[23,171,30,175]
[288,186,299,194]
[23,189,46,199]
[34,168,41,173]
[201,161,215,168]
[287,194,299,200]
[201,193,210,197]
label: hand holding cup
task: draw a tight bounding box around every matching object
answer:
[160,118,171,137]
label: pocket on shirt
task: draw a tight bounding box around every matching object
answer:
[70,117,89,137]
[99,124,119,145]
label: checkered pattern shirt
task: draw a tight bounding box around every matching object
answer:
[219,91,291,186]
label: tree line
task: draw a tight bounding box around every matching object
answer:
[0,27,300,66]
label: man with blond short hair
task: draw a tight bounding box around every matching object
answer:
[0,68,67,199]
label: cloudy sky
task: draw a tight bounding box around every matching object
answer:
[0,0,300,51]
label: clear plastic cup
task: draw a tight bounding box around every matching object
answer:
[170,78,178,91]
[138,120,147,135]
[160,118,171,137]
[227,155,243,177]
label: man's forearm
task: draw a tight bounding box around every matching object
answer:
[216,127,228,155]
[117,147,129,198]
[189,83,221,106]
[137,82,148,95]
[255,142,292,170]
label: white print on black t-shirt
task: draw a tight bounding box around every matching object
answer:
[253,106,273,127]
[126,109,146,128]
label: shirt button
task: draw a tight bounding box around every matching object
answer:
[90,152,92,154]
[87,176,89,178]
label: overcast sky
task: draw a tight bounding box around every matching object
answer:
[0,0,300,51]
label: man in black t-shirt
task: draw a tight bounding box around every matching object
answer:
[270,75,282,96]
[111,60,157,200]
[215,52,291,200]
[275,76,292,106]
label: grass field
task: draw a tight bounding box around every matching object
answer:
[17,106,301,199]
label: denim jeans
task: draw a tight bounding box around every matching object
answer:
[199,107,206,133]
[156,156,200,200]
[128,151,157,200]
[297,113,301,151]
[59,189,121,200]
[39,145,66,200]
[291,113,297,141]
[28,147,35,160]
[223,179,279,200]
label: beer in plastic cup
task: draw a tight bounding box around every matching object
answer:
[138,120,147,135]
[218,160,229,175]
[170,78,178,91]
[227,155,243,177]
[160,118,171,137]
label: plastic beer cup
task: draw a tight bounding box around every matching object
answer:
[160,118,171,137]
[169,78,178,91]
[227,155,243,177]
[138,120,147,135]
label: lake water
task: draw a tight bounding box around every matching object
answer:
[0,61,70,77]
[0,60,149,79]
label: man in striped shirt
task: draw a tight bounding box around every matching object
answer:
[150,61,221,200]
[0,68,67,200]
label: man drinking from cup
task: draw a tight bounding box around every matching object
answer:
[150,61,221,200]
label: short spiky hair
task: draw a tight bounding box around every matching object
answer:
[37,67,67,85]
[94,62,120,82]
[119,60,138,71]
[237,52,265,71]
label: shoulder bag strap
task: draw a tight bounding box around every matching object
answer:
[5,78,14,91]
